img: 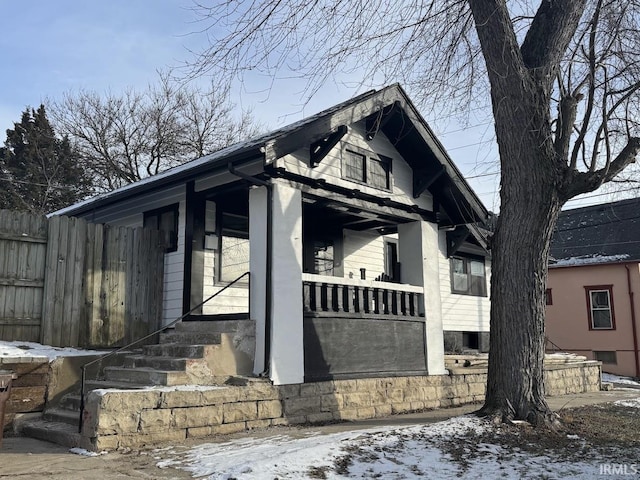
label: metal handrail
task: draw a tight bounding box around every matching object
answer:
[545,336,563,353]
[78,270,250,433]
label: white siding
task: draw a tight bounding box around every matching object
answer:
[342,229,385,280]
[70,185,186,325]
[202,251,249,314]
[280,121,433,211]
[438,232,491,332]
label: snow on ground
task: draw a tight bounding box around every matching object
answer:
[602,373,640,387]
[0,340,107,361]
[69,447,106,457]
[615,397,640,408]
[92,384,228,396]
[156,416,602,479]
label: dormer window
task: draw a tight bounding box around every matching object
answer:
[342,145,392,191]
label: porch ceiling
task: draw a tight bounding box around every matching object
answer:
[302,195,403,233]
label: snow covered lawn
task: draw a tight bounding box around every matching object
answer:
[155,408,640,480]
[602,372,640,387]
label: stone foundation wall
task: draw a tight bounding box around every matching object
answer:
[82,360,601,451]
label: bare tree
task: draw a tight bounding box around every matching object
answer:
[187,0,640,425]
[51,73,261,191]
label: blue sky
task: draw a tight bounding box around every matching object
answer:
[1,1,620,211]
[0,1,505,210]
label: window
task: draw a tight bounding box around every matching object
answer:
[593,351,617,364]
[312,240,334,275]
[383,239,399,282]
[369,156,391,190]
[342,146,392,191]
[343,150,366,183]
[218,212,249,283]
[450,255,487,296]
[143,204,178,253]
[585,285,615,330]
[545,288,553,305]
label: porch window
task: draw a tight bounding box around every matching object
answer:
[313,240,334,275]
[450,255,486,296]
[342,145,392,191]
[218,212,249,283]
[143,204,178,253]
[586,285,615,330]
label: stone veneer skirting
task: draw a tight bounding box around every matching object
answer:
[81,360,601,451]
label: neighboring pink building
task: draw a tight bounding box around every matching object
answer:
[545,199,640,378]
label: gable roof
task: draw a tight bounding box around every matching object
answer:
[550,197,640,267]
[54,84,488,227]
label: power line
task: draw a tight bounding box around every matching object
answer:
[447,139,496,152]
[466,171,500,179]
[438,120,494,136]
[0,176,71,191]
[565,186,639,204]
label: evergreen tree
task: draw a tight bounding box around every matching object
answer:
[0,105,92,214]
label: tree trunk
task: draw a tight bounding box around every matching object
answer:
[466,0,575,426]
[478,148,564,426]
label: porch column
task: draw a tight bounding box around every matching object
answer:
[397,221,446,375]
[249,186,268,375]
[249,182,304,384]
[270,182,304,384]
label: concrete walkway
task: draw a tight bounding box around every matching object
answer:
[2,389,639,480]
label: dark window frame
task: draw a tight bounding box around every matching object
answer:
[343,149,366,184]
[545,288,553,305]
[585,285,616,330]
[143,203,179,253]
[341,144,393,192]
[449,254,487,297]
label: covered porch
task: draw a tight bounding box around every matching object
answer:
[192,178,449,385]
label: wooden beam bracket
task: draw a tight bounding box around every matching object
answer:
[446,227,470,258]
[309,125,348,167]
[413,165,446,198]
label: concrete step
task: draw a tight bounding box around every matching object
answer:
[143,343,214,358]
[123,355,189,371]
[19,418,84,449]
[43,407,80,426]
[103,366,190,386]
[175,319,248,333]
[58,393,82,411]
[159,331,221,345]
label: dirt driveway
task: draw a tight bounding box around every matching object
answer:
[1,437,191,479]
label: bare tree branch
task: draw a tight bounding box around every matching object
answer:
[50,73,262,191]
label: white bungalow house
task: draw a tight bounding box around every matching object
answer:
[56,84,491,386]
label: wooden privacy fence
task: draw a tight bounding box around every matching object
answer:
[0,210,166,348]
[0,211,48,343]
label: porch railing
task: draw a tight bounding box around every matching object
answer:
[302,273,424,319]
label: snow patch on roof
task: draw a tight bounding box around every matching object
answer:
[552,253,630,267]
